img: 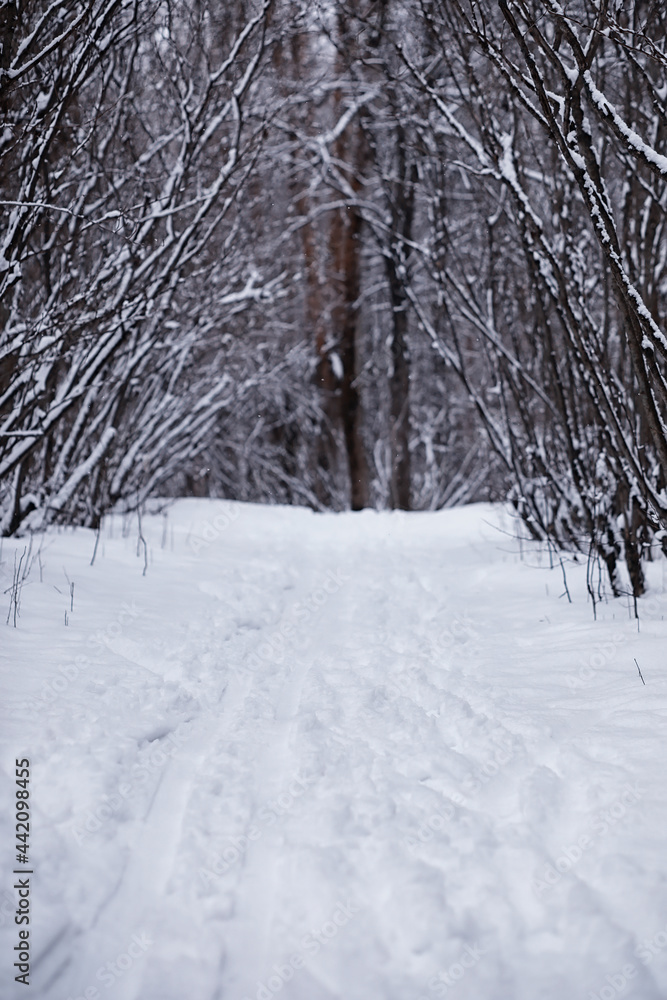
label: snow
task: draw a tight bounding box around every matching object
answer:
[583,72,667,177]
[1,499,667,1000]
[329,353,343,381]
[45,427,117,515]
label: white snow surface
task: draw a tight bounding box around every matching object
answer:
[1,499,667,1000]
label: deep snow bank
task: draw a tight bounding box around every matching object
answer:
[1,500,666,1000]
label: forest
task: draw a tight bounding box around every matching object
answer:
[2,0,667,600]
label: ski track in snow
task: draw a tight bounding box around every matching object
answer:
[1,500,667,1000]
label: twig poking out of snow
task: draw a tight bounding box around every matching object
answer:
[559,557,572,604]
[5,545,27,627]
[136,503,148,577]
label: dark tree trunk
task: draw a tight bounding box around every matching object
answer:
[330,196,369,510]
[385,148,417,511]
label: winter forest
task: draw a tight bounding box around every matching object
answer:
[3,0,667,597]
[3,3,667,1000]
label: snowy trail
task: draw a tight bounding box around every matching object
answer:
[2,501,667,1000]
[212,564,327,999]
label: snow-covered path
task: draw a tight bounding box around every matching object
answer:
[1,501,667,1000]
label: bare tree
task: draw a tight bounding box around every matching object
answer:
[0,0,279,532]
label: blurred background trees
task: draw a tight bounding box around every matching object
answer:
[2,0,667,599]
